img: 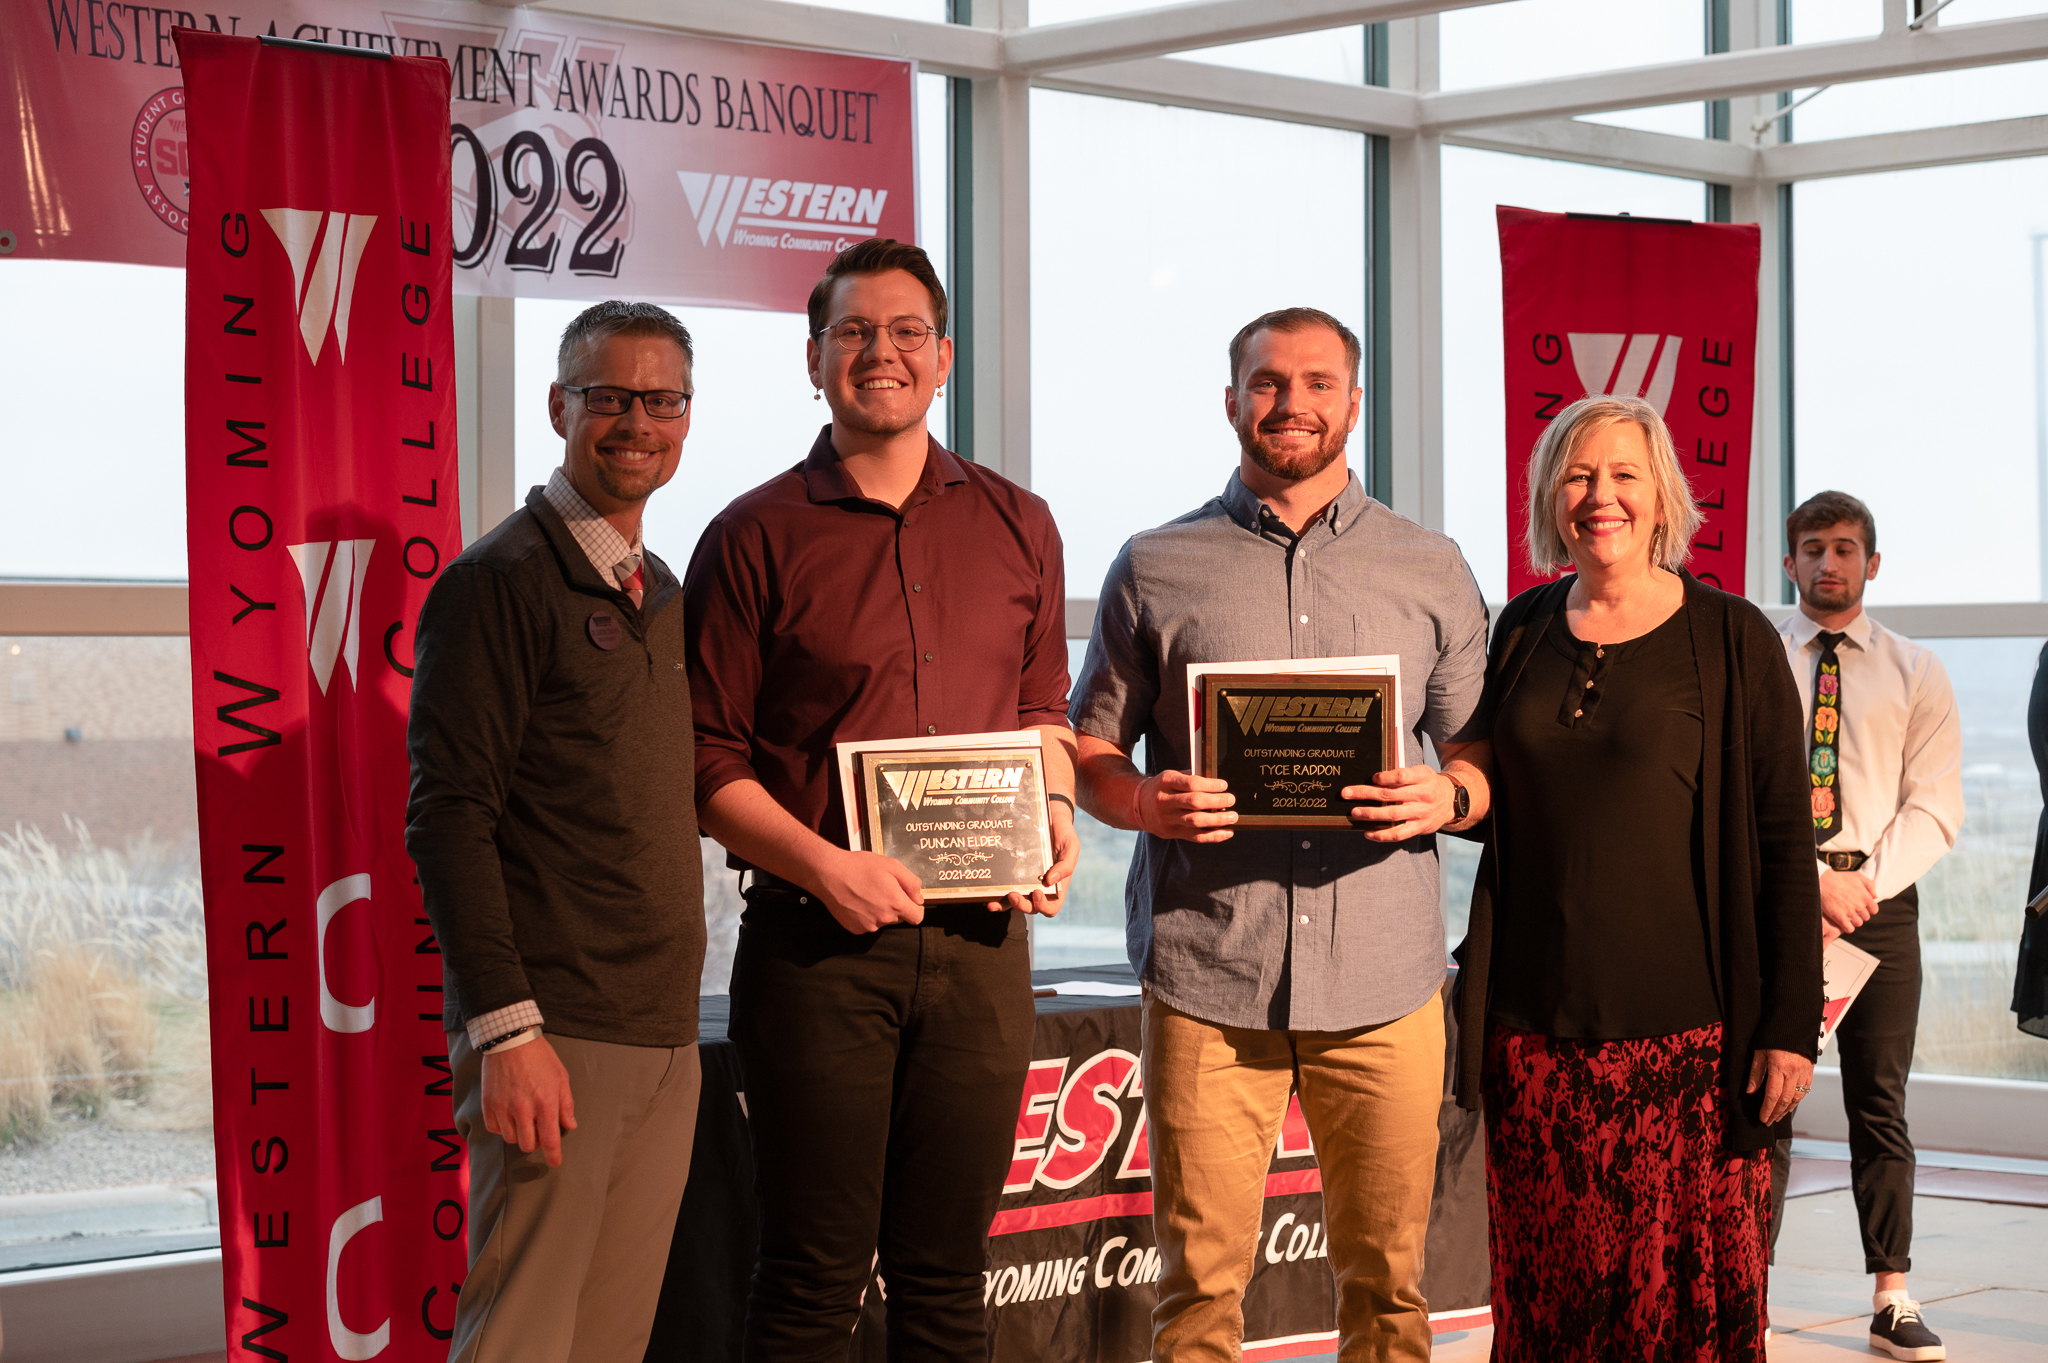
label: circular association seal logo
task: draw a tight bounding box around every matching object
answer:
[131,87,190,235]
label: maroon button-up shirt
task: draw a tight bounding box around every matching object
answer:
[683,426,1071,866]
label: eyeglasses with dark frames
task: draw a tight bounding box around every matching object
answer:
[562,385,692,420]
[815,319,940,353]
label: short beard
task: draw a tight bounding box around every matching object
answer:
[1238,418,1347,483]
[1801,577,1865,614]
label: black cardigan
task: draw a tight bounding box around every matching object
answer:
[1452,572,1823,1152]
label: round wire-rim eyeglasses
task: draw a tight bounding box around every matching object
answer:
[815,319,940,353]
[562,385,692,420]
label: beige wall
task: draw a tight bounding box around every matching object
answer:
[1,638,197,848]
[0,637,193,742]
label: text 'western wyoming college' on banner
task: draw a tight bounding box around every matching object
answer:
[178,31,465,1363]
[1497,206,1761,600]
[6,0,918,313]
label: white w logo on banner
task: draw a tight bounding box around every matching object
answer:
[288,539,375,694]
[1568,333,1682,416]
[261,208,377,364]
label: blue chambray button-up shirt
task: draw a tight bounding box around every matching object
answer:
[1070,471,1489,1032]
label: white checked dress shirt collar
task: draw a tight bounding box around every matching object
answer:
[543,467,644,603]
[1777,606,1963,901]
[463,469,651,1051]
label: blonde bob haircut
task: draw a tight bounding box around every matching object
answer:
[1524,395,1703,576]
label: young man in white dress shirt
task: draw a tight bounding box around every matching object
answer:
[1769,490,1962,1362]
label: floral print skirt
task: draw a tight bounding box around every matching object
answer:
[1483,1021,1770,1362]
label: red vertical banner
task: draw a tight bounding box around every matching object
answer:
[1498,206,1759,600]
[178,32,465,1361]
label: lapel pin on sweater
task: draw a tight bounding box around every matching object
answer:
[587,611,623,650]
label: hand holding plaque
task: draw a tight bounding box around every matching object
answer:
[1187,657,1405,831]
[835,731,1058,903]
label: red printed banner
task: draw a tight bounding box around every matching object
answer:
[1498,206,1759,600]
[7,2,917,312]
[179,32,464,1361]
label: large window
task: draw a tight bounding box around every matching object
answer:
[1790,0,2048,140]
[1791,156,2048,603]
[1894,637,2045,1081]
[1029,89,1367,600]
[1032,0,1369,83]
[0,636,211,1268]
[0,264,187,580]
[1440,0,1703,136]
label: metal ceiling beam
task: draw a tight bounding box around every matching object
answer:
[1422,12,2048,131]
[1446,119,1757,184]
[529,0,1005,78]
[1035,57,1417,135]
[510,0,2048,188]
[525,0,2048,145]
[1760,113,2048,180]
[1006,0,1502,75]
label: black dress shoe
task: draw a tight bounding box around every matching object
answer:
[1869,1300,1946,1361]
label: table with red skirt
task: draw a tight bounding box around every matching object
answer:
[643,963,1489,1362]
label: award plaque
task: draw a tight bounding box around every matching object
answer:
[854,745,1055,901]
[1198,673,1398,828]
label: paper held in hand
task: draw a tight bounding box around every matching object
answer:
[835,730,1058,902]
[1186,656,1405,829]
[1819,936,1880,1050]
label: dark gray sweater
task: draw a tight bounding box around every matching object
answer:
[406,489,704,1048]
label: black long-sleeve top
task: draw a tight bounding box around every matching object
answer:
[1454,572,1823,1152]
[1489,606,1721,1039]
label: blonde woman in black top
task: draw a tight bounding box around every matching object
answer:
[1452,395,1822,1361]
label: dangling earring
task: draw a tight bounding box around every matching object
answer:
[936,385,944,397]
[812,388,821,401]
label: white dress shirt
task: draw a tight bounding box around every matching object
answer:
[1777,608,1963,902]
[543,467,643,597]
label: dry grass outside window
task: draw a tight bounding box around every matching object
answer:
[0,821,208,1145]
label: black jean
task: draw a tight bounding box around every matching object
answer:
[1769,884,1922,1275]
[729,889,1035,1362]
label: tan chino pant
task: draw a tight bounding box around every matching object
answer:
[446,1031,701,1363]
[1143,992,1444,1363]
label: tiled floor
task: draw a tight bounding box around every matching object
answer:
[155,1179,2048,1363]
[1428,1187,2048,1362]
[1766,1188,2048,1360]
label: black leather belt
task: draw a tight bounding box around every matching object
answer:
[1818,850,1868,872]
[744,869,811,899]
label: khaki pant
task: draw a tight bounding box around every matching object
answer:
[447,1031,701,1363]
[1143,992,1444,1363]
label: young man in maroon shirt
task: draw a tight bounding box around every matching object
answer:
[682,239,1078,1361]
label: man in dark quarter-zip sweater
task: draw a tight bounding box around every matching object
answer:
[406,300,705,1363]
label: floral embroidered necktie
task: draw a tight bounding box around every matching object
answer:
[1810,631,1845,840]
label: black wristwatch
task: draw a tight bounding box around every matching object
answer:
[1444,772,1470,822]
